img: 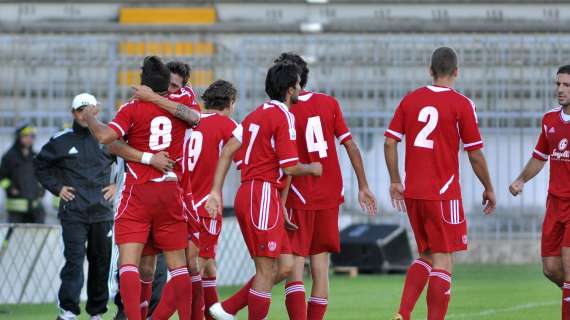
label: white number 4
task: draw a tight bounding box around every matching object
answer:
[306,116,328,158]
[414,106,438,149]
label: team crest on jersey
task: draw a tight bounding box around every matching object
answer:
[289,128,297,140]
[559,138,568,151]
[268,241,277,252]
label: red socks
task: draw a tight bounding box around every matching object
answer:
[119,265,142,320]
[399,259,432,319]
[150,278,175,320]
[191,274,205,320]
[221,277,253,315]
[563,282,570,320]
[307,296,327,320]
[285,281,306,320]
[427,269,452,320]
[203,277,219,320]
[247,288,271,320]
[140,279,153,320]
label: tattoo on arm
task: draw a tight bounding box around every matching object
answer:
[174,104,200,126]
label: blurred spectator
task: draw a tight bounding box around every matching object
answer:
[0,123,45,223]
[34,93,116,320]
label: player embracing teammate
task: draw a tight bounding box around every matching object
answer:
[385,47,496,320]
[510,65,570,320]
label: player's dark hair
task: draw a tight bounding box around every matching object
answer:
[274,52,309,88]
[141,56,170,93]
[265,62,301,102]
[166,61,191,86]
[557,65,570,75]
[430,47,458,79]
[201,80,237,111]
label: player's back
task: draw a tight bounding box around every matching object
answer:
[385,85,483,200]
[185,112,237,209]
[109,95,191,185]
[238,100,298,187]
[287,91,351,210]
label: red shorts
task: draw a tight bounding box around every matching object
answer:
[234,180,289,258]
[186,204,201,247]
[115,182,188,252]
[405,198,468,254]
[198,213,222,259]
[287,207,340,256]
[541,194,570,257]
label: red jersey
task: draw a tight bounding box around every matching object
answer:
[286,91,352,210]
[109,95,191,185]
[532,106,570,198]
[169,85,201,113]
[184,112,237,216]
[233,100,299,188]
[384,85,483,200]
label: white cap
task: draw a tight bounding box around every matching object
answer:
[71,93,98,110]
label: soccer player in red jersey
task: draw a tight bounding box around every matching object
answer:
[206,63,322,320]
[272,53,377,320]
[510,65,570,319]
[82,56,200,320]
[384,47,496,320]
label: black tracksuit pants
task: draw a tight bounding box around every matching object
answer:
[58,220,112,316]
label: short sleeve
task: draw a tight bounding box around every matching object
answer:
[223,119,238,144]
[533,123,550,161]
[333,99,352,144]
[275,111,299,168]
[384,99,406,142]
[232,124,244,144]
[109,102,134,138]
[458,99,484,151]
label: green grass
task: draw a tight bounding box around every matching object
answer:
[0,264,560,319]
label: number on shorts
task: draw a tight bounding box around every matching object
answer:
[414,106,438,149]
[149,116,172,150]
[306,116,328,158]
[244,123,260,165]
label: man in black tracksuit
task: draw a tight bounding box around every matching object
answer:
[34,93,116,320]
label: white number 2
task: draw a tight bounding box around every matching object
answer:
[244,123,260,165]
[186,131,203,171]
[149,116,172,150]
[413,106,438,149]
[306,116,328,158]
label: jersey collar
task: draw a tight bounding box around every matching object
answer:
[270,99,290,110]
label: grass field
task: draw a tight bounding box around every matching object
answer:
[0,264,560,320]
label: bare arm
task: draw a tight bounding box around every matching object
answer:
[467,149,496,214]
[83,105,119,144]
[509,157,546,196]
[132,85,200,126]
[384,137,406,211]
[344,140,377,215]
[282,162,322,177]
[205,137,242,217]
[108,140,175,173]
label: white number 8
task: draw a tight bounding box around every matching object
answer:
[149,116,172,150]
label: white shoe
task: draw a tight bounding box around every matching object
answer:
[90,315,103,320]
[209,302,235,320]
[57,310,77,320]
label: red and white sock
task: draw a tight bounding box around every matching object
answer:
[119,265,142,320]
[247,288,271,320]
[399,259,432,319]
[221,276,253,315]
[285,281,306,320]
[191,274,205,320]
[307,296,327,320]
[427,269,452,320]
[203,276,219,320]
[140,278,153,320]
[170,267,192,320]
[563,282,570,320]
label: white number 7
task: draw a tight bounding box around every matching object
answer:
[414,106,438,149]
[244,123,260,165]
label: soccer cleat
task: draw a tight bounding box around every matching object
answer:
[391,313,404,320]
[209,302,235,320]
[56,310,77,320]
[90,315,103,320]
